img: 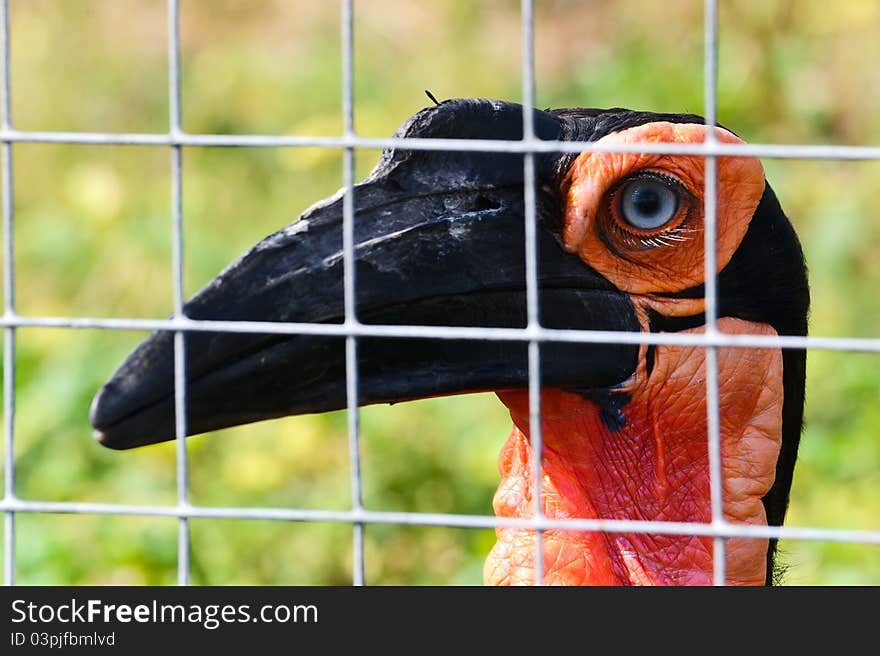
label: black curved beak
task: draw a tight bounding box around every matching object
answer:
[90,99,641,450]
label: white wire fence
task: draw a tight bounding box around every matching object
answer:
[2,0,880,587]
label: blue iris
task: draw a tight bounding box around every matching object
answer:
[619,176,679,230]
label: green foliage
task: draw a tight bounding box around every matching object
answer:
[4,0,879,585]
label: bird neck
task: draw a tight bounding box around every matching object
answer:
[486,318,784,586]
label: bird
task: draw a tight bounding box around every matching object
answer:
[89,98,809,585]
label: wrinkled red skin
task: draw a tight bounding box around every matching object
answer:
[481,122,781,585]
[484,319,783,586]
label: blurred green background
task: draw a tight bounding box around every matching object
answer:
[2,0,878,585]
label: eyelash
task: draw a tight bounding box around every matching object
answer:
[603,172,698,251]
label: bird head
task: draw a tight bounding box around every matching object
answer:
[89,98,809,585]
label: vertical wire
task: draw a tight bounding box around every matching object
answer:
[703,0,726,586]
[168,0,190,586]
[0,0,14,587]
[521,0,544,585]
[341,0,364,587]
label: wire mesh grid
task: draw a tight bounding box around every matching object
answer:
[1,0,880,587]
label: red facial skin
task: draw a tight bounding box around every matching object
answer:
[483,123,782,586]
[485,320,782,586]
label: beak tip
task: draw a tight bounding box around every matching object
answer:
[92,428,113,448]
[89,384,126,450]
[88,385,109,430]
[89,395,112,449]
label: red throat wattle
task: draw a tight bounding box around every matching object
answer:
[484,319,783,586]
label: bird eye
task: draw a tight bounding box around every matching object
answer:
[618,175,680,231]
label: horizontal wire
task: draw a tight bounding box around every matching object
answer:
[1,498,878,546]
[1,73,874,579]
[1,3,874,588]
[4,313,880,352]
[0,128,878,160]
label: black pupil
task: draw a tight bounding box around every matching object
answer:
[631,185,662,216]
